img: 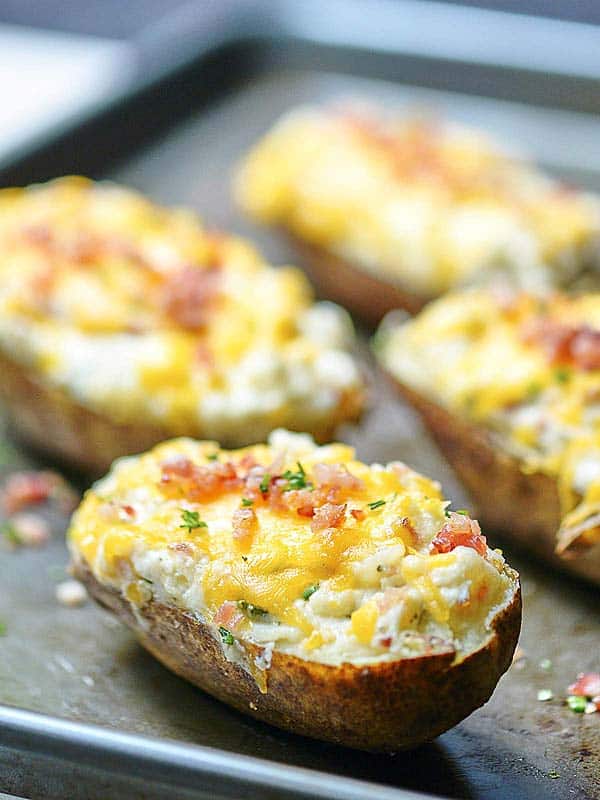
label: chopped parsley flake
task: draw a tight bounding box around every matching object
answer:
[554,368,570,384]
[455,509,469,516]
[179,509,208,533]
[1,521,20,545]
[526,381,541,398]
[302,583,319,601]
[0,620,6,636]
[567,695,587,713]
[259,473,271,494]
[367,499,386,510]
[206,453,219,461]
[237,600,267,617]
[241,498,254,507]
[282,462,313,492]
[218,626,234,646]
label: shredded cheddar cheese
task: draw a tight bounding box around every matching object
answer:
[0,177,363,445]
[68,429,514,667]
[236,106,600,296]
[377,289,600,554]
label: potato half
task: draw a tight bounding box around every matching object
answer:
[376,290,600,584]
[236,104,600,324]
[69,429,521,751]
[0,177,364,473]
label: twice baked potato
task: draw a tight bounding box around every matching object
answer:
[375,289,600,584]
[236,104,600,324]
[68,429,521,751]
[0,177,364,473]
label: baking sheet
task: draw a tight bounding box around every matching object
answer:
[1,67,599,800]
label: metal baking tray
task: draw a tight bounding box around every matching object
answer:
[1,2,599,799]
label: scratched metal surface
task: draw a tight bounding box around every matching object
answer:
[1,70,600,800]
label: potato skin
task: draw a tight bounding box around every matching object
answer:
[289,236,429,326]
[73,559,521,752]
[0,349,361,476]
[393,380,600,585]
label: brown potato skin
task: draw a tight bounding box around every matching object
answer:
[0,349,363,476]
[289,236,430,326]
[73,559,521,752]
[393,380,600,585]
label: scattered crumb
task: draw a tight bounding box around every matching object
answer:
[56,579,87,607]
[9,512,51,547]
[566,672,600,714]
[249,701,258,711]
[0,469,78,515]
[82,675,95,687]
[537,689,554,702]
[539,658,552,671]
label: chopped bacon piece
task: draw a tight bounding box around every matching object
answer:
[160,456,241,501]
[311,503,346,533]
[568,672,600,699]
[522,319,600,371]
[430,512,487,557]
[232,507,258,541]
[213,601,244,631]
[313,463,364,492]
[351,508,366,521]
[121,504,136,520]
[297,505,315,518]
[1,471,65,515]
[161,265,220,330]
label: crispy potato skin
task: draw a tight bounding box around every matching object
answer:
[393,380,600,585]
[74,559,521,752]
[289,236,429,326]
[0,349,361,476]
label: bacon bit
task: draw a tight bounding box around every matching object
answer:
[430,512,487,557]
[351,508,366,521]
[522,319,600,371]
[232,507,258,541]
[313,463,364,493]
[168,541,194,555]
[379,636,393,649]
[297,505,315,518]
[213,601,244,631]
[476,583,489,601]
[161,265,220,330]
[311,502,346,533]
[0,471,71,515]
[160,456,241,501]
[121,504,136,520]
[568,672,600,699]
[8,513,51,547]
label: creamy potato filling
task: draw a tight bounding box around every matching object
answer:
[236,106,600,295]
[68,430,515,668]
[377,289,600,553]
[0,177,362,441]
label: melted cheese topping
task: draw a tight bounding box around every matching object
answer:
[68,429,515,667]
[377,289,600,552]
[236,106,600,295]
[0,177,363,442]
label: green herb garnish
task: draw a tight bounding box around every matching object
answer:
[207,453,219,461]
[241,498,254,507]
[1,521,20,545]
[179,509,208,533]
[567,695,587,713]
[282,462,313,492]
[526,381,541,398]
[367,499,386,511]
[554,368,570,384]
[0,620,6,636]
[302,583,319,601]
[259,473,271,494]
[218,626,234,646]
[455,509,469,516]
[237,600,268,617]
